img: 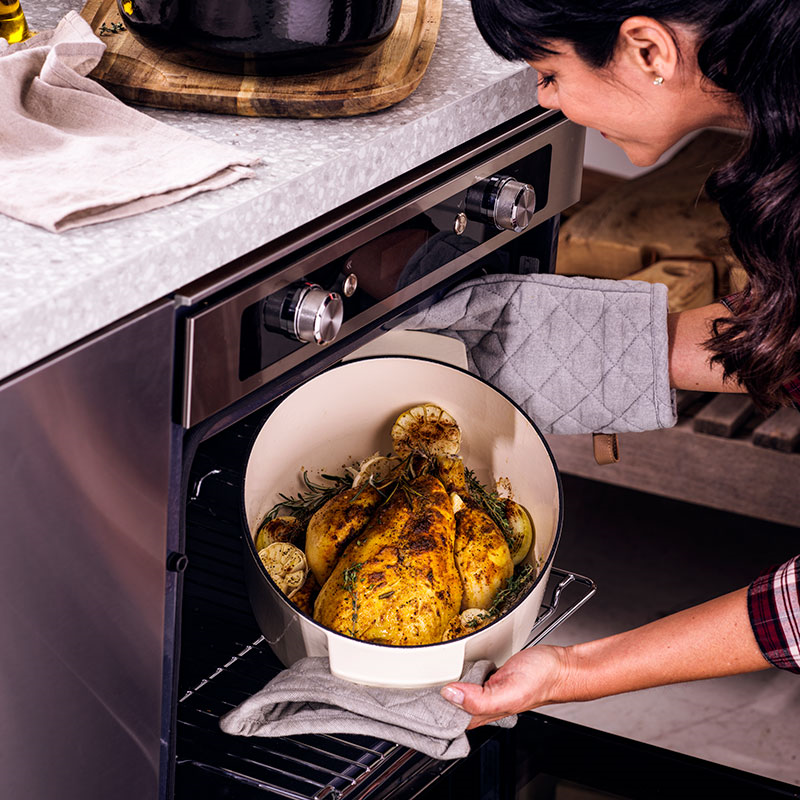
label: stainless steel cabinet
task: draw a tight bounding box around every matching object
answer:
[0,301,174,800]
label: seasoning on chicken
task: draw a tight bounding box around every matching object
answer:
[454,506,514,610]
[305,485,382,586]
[313,474,463,645]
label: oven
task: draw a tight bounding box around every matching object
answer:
[168,105,589,799]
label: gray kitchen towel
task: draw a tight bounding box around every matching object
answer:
[219,657,515,760]
[401,272,676,435]
[0,12,259,232]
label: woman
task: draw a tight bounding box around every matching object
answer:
[439,0,800,727]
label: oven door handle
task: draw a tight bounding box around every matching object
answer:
[523,568,596,649]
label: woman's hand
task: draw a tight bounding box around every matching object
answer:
[440,645,569,729]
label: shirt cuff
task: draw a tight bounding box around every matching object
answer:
[747,556,800,673]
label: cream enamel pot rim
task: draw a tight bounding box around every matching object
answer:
[241,356,564,688]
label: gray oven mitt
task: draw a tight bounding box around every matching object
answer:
[400,272,676,435]
[218,657,515,760]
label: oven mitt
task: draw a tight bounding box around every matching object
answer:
[218,657,515,760]
[0,12,259,232]
[400,272,677,435]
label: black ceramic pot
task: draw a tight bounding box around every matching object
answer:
[117,0,403,75]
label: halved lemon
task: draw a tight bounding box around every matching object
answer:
[258,542,308,597]
[390,403,461,457]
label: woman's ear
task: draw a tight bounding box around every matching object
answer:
[617,16,679,83]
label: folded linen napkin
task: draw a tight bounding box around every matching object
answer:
[219,657,515,760]
[0,12,259,232]
[401,272,677,435]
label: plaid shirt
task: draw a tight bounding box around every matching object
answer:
[784,375,800,407]
[748,557,800,673]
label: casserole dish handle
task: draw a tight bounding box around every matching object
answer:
[523,568,596,649]
[326,631,468,688]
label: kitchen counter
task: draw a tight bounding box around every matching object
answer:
[0,0,538,382]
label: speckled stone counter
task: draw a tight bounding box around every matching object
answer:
[0,0,538,382]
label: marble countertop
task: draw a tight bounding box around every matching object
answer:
[0,0,538,382]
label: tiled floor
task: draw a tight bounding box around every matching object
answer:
[539,474,800,787]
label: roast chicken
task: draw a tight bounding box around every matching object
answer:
[313,474,463,645]
[259,403,535,645]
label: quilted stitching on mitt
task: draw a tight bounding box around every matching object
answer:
[401,273,676,435]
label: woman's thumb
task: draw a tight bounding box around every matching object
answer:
[440,681,493,713]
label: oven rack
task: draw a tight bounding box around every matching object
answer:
[175,567,595,800]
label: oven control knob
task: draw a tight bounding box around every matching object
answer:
[266,282,344,345]
[465,175,536,232]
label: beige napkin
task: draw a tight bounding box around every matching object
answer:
[219,657,516,760]
[0,11,259,232]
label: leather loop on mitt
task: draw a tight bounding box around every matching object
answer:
[593,433,620,465]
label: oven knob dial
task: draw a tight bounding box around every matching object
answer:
[294,283,343,344]
[269,282,344,345]
[465,175,537,232]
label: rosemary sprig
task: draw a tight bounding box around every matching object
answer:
[366,452,430,507]
[464,467,513,539]
[486,564,534,619]
[264,470,352,523]
[264,452,433,528]
[342,563,364,637]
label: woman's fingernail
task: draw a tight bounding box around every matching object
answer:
[441,686,465,706]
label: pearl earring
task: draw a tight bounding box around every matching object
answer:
[653,75,664,86]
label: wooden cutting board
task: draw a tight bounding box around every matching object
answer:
[80,0,442,117]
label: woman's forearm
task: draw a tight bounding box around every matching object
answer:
[667,303,744,392]
[556,587,769,704]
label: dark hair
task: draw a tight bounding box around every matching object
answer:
[471,0,800,408]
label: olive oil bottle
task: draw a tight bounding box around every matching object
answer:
[0,0,30,44]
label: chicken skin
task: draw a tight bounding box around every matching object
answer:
[305,485,382,585]
[454,506,513,610]
[313,474,462,645]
